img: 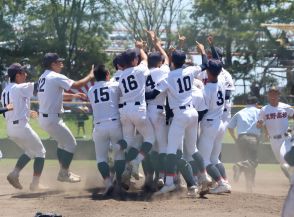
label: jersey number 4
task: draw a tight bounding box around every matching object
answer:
[216,91,224,106]
[121,75,138,93]
[93,87,110,103]
[177,76,191,93]
[146,75,155,89]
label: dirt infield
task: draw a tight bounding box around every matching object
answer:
[0,160,289,217]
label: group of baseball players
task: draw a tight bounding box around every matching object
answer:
[1,30,294,215]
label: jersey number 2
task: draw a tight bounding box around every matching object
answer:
[216,91,224,106]
[94,87,110,103]
[122,75,138,93]
[38,78,46,92]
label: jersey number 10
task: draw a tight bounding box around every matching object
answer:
[177,76,191,93]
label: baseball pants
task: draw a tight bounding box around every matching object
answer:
[282,184,294,217]
[147,105,168,153]
[92,120,124,163]
[167,107,198,156]
[7,120,46,158]
[120,104,155,148]
[270,137,292,164]
[198,118,222,166]
[39,115,77,153]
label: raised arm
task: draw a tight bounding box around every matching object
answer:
[135,40,148,65]
[207,36,221,61]
[71,65,94,89]
[196,41,208,71]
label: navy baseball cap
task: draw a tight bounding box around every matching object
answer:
[206,59,223,76]
[43,53,64,67]
[171,50,186,66]
[7,63,26,78]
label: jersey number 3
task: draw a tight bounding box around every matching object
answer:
[216,90,224,106]
[94,87,110,103]
[122,75,138,93]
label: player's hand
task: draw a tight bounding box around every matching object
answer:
[6,103,13,111]
[256,120,263,128]
[178,33,186,42]
[89,64,94,79]
[207,35,214,45]
[135,40,144,49]
[75,92,87,100]
[196,41,205,54]
[168,45,176,53]
[30,110,38,119]
[145,29,156,41]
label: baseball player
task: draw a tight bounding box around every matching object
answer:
[37,53,94,183]
[197,57,232,194]
[111,54,125,82]
[88,65,127,195]
[118,42,155,189]
[148,42,211,196]
[257,86,294,180]
[1,63,46,191]
[282,144,294,217]
[143,30,169,189]
[227,96,261,192]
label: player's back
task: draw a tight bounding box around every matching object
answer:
[165,66,196,109]
[88,81,120,123]
[146,64,169,106]
[118,62,148,104]
[37,70,73,114]
[1,83,33,122]
[203,81,225,119]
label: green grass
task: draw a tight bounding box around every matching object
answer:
[0,114,94,139]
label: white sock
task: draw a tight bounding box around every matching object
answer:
[32,175,40,185]
[11,168,20,177]
[165,176,174,186]
[135,153,145,163]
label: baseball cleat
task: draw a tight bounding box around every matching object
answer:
[233,164,241,182]
[154,184,176,195]
[209,182,231,194]
[7,172,23,190]
[121,164,132,190]
[57,171,81,183]
[30,183,49,191]
[102,178,114,196]
[198,172,212,196]
[187,185,198,198]
[157,177,165,188]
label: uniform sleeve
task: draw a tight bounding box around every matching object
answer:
[258,107,266,122]
[160,64,170,73]
[186,66,202,78]
[227,113,238,129]
[155,79,168,93]
[19,82,34,98]
[286,107,294,117]
[54,74,75,91]
[135,62,149,76]
[222,70,235,91]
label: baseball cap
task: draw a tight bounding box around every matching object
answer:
[206,59,223,76]
[7,63,26,78]
[268,86,281,93]
[171,50,186,66]
[43,53,64,67]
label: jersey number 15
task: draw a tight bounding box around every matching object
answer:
[93,87,110,103]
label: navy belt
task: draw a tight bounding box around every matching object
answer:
[42,113,61,118]
[96,118,117,125]
[157,105,164,109]
[206,119,213,121]
[179,105,192,110]
[118,104,123,108]
[123,102,140,106]
[13,120,19,124]
[272,133,289,140]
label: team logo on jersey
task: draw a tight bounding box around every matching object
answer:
[265,112,287,120]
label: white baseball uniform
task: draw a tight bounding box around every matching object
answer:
[258,102,294,164]
[197,80,226,166]
[156,66,202,159]
[118,62,155,148]
[111,70,123,82]
[146,64,169,153]
[37,70,77,153]
[88,80,124,163]
[1,83,46,159]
